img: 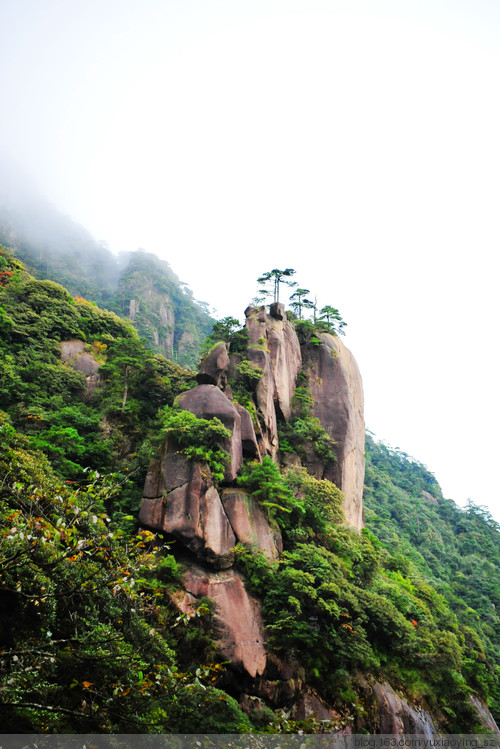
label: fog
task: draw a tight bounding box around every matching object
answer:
[1,0,500,521]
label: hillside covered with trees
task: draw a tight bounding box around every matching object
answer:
[0,185,213,368]
[0,246,499,734]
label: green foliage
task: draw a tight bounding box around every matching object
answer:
[0,254,196,519]
[157,406,231,483]
[284,466,344,533]
[201,316,249,355]
[293,318,323,346]
[236,358,264,382]
[237,456,303,528]
[110,250,213,368]
[164,685,252,733]
[279,386,336,464]
[289,288,313,319]
[364,432,500,723]
[206,316,241,343]
[257,268,297,304]
[318,305,347,336]
[74,297,135,340]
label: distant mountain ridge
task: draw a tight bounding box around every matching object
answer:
[0,171,213,367]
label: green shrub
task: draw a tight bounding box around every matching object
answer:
[157,406,231,483]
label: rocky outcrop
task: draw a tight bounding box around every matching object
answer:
[266,303,302,422]
[139,302,367,693]
[176,384,243,481]
[291,690,348,730]
[176,562,267,678]
[470,696,500,734]
[221,488,282,560]
[139,451,236,568]
[60,339,100,398]
[234,403,259,458]
[243,304,302,458]
[197,342,230,389]
[359,680,439,736]
[303,333,365,530]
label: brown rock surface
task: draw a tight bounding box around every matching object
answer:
[292,690,346,728]
[197,342,230,389]
[371,682,438,735]
[182,562,267,677]
[245,304,302,421]
[61,340,99,376]
[143,449,191,498]
[176,384,243,481]
[246,346,278,458]
[305,333,365,530]
[266,307,302,422]
[234,403,259,458]
[469,696,500,734]
[139,455,236,568]
[243,305,302,457]
[221,488,282,559]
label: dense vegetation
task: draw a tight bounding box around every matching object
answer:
[0,247,499,733]
[0,195,213,368]
[363,434,500,717]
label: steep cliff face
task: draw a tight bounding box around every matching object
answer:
[138,302,367,692]
[242,304,364,528]
[114,251,213,367]
[136,304,499,734]
[303,332,365,530]
[0,180,214,368]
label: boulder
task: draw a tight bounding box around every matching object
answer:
[180,562,267,678]
[176,384,243,481]
[234,403,259,458]
[221,488,282,559]
[197,342,230,389]
[143,448,192,498]
[304,333,365,530]
[244,305,268,345]
[60,339,100,398]
[139,454,236,568]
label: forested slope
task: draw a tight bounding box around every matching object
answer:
[364,434,500,710]
[0,185,213,368]
[0,246,499,734]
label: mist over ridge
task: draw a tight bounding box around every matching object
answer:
[0,161,213,368]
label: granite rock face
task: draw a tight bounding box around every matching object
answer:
[197,342,230,389]
[139,452,236,569]
[368,681,438,736]
[234,403,260,458]
[176,384,243,481]
[266,303,302,422]
[139,302,368,691]
[243,304,302,457]
[303,332,365,530]
[221,488,282,560]
[177,562,267,678]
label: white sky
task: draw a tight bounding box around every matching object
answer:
[1,0,499,521]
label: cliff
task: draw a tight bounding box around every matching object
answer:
[0,182,213,368]
[137,301,499,734]
[1,246,499,734]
